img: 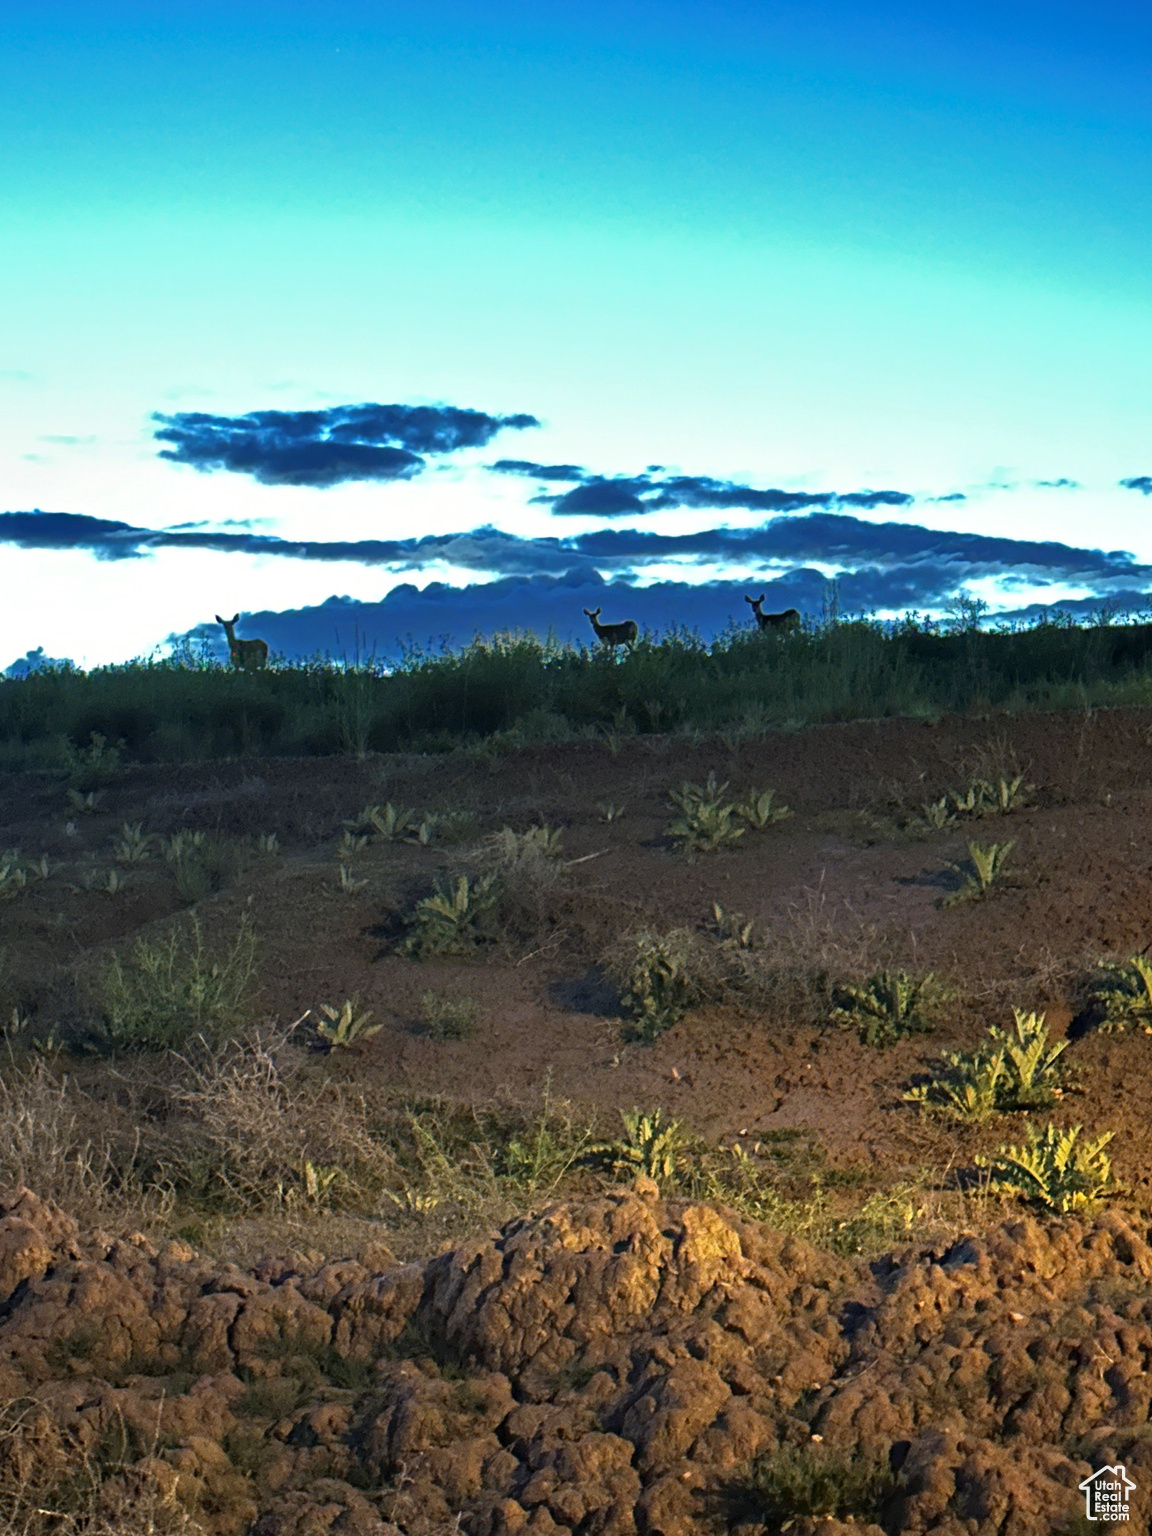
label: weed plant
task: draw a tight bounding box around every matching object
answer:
[904,1009,1067,1120]
[1085,954,1152,1032]
[830,970,951,1047]
[403,872,501,957]
[162,829,248,904]
[668,773,746,851]
[421,990,484,1040]
[976,1122,1116,1213]
[314,999,380,1049]
[606,928,699,1040]
[939,838,1015,906]
[586,1108,690,1188]
[98,916,256,1051]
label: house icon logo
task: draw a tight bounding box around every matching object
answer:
[1079,1464,1136,1522]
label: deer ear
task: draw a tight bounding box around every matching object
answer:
[229,614,239,624]
[215,614,224,623]
[744,595,754,604]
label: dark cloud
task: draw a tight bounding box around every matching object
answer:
[489,459,586,482]
[495,463,916,518]
[153,403,539,487]
[1121,476,1152,495]
[931,493,968,502]
[1035,478,1081,489]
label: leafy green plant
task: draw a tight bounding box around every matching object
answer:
[597,799,627,822]
[256,831,281,855]
[99,915,256,1051]
[314,998,380,1049]
[905,1009,1067,1120]
[949,773,1032,818]
[403,872,501,957]
[668,772,746,851]
[1086,954,1152,1033]
[737,1442,898,1529]
[337,863,367,893]
[421,990,484,1040]
[338,830,368,858]
[988,1009,1068,1107]
[939,838,1015,905]
[735,787,791,830]
[904,1046,1007,1122]
[830,970,950,1046]
[113,822,153,864]
[610,928,699,1040]
[493,824,565,861]
[355,802,416,840]
[586,1107,690,1187]
[976,1122,1116,1212]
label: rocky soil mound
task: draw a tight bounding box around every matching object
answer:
[2,1182,1151,1535]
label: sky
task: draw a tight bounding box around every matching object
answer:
[4,0,1152,668]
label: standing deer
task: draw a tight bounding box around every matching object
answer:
[584,607,639,651]
[745,595,801,633]
[216,613,269,670]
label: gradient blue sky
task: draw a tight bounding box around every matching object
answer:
[4,1,1152,666]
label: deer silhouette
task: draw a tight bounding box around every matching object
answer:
[584,607,638,651]
[216,614,269,670]
[745,595,801,633]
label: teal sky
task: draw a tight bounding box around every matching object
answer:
[4,2,1152,665]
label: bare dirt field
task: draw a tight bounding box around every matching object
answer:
[4,707,1152,1534]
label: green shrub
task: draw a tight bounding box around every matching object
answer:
[735,787,791,830]
[162,829,248,904]
[830,970,950,1047]
[314,999,380,1049]
[65,730,121,791]
[99,916,256,1051]
[976,1122,1116,1213]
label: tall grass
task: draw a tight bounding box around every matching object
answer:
[5,615,1152,763]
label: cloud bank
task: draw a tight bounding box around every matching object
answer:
[5,508,1151,636]
[153,403,539,487]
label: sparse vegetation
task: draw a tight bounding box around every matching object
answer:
[421,990,485,1040]
[976,1122,1117,1212]
[830,970,951,1047]
[735,786,791,830]
[113,821,153,864]
[98,916,257,1051]
[162,829,248,904]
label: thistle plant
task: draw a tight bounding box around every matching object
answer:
[735,788,791,830]
[403,872,500,957]
[940,838,1015,906]
[668,773,745,851]
[710,903,757,951]
[586,1108,690,1187]
[976,1122,1116,1213]
[114,822,153,864]
[0,853,29,901]
[920,796,957,830]
[830,970,950,1047]
[904,1009,1066,1120]
[949,774,1032,818]
[348,802,416,840]
[1087,954,1152,1033]
[314,999,380,1049]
